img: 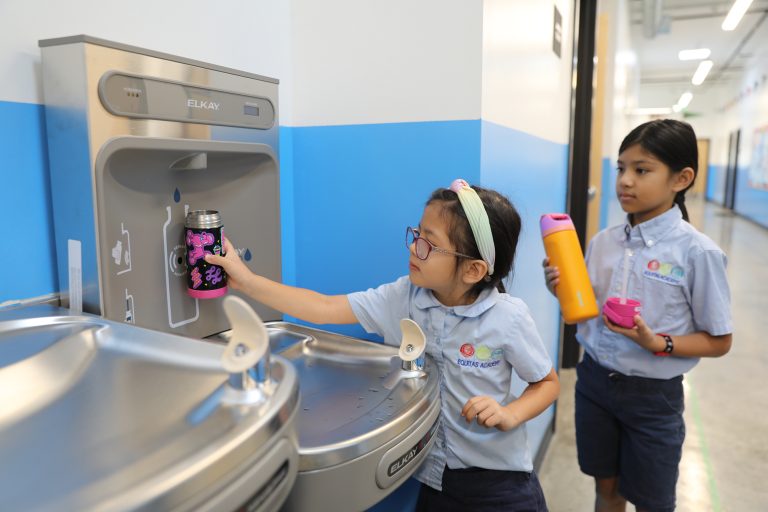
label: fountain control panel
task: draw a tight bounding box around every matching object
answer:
[40,35,282,338]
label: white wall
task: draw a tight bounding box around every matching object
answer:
[604,0,639,161]
[0,0,484,127]
[289,0,482,127]
[0,0,293,116]
[595,0,641,228]
[481,0,573,143]
[699,63,768,168]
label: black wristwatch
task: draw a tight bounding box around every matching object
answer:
[654,333,674,356]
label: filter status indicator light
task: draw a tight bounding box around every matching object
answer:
[244,104,260,116]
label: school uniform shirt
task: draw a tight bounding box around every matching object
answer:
[348,277,553,491]
[578,205,732,380]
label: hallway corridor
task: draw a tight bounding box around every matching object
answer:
[539,197,768,511]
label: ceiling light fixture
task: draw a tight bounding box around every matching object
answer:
[692,60,714,85]
[678,48,711,60]
[722,0,754,31]
[673,91,693,112]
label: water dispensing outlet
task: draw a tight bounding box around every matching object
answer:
[398,318,426,372]
[382,319,427,389]
[220,296,271,405]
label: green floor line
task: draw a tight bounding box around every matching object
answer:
[687,375,722,512]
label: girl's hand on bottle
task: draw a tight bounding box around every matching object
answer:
[461,395,519,432]
[204,238,253,292]
[542,258,559,297]
[603,313,664,353]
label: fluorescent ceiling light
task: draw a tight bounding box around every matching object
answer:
[678,48,711,60]
[691,60,714,85]
[674,92,693,112]
[631,107,673,115]
[722,0,754,31]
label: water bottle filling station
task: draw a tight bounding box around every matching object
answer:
[3,35,444,511]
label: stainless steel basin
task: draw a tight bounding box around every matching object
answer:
[245,322,440,512]
[0,305,300,512]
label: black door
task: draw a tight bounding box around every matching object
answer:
[724,129,740,210]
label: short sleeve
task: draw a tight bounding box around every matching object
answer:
[347,276,410,339]
[504,302,553,383]
[689,249,732,336]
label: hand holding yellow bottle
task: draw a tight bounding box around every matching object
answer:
[540,214,599,324]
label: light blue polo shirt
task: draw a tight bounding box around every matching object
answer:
[348,277,553,491]
[578,205,732,379]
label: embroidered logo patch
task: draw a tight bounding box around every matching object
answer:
[457,344,503,369]
[643,259,685,285]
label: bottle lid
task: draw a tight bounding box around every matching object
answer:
[540,213,575,237]
[185,210,222,229]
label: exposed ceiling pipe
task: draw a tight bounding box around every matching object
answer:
[643,0,666,38]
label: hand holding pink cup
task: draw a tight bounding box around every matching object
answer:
[602,297,641,328]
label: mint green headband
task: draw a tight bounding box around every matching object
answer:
[449,179,495,276]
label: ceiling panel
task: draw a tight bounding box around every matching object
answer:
[627,0,768,109]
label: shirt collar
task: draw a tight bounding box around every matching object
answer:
[413,285,500,318]
[617,205,683,248]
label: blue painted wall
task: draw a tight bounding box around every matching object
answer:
[284,120,481,340]
[1,101,57,304]
[601,157,627,229]
[600,157,613,230]
[706,162,768,229]
[707,163,726,205]
[479,120,568,456]
[735,166,768,228]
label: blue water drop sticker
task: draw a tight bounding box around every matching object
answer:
[244,249,252,261]
[173,188,181,203]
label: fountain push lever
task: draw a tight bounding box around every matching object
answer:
[398,319,426,372]
[220,296,271,403]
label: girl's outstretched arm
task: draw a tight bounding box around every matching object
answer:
[461,368,560,432]
[205,238,358,325]
[604,314,732,357]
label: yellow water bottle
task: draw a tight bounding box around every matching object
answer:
[540,213,599,324]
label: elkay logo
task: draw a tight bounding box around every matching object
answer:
[187,99,221,111]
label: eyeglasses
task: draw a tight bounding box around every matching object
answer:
[406,226,474,261]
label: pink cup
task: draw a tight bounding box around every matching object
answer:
[602,297,642,328]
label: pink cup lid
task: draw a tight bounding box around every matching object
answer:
[540,213,575,237]
[603,297,641,322]
[603,297,641,328]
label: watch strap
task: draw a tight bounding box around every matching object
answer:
[654,333,674,356]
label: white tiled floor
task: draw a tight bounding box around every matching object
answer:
[538,197,768,511]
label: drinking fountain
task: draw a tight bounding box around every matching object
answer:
[38,35,441,511]
[261,318,438,512]
[0,298,300,512]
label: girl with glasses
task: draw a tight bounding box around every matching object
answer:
[207,179,558,511]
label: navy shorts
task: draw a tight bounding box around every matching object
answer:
[415,466,548,512]
[575,353,685,511]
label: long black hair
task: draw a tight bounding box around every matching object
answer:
[619,119,698,221]
[427,185,521,298]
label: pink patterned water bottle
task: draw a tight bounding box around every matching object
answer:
[184,210,228,299]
